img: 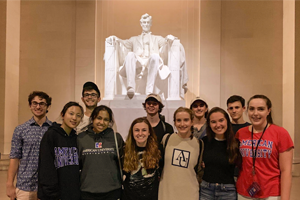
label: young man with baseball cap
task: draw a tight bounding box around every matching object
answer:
[77,82,101,134]
[189,97,209,139]
[142,93,174,144]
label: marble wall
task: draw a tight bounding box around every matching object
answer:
[19,1,77,125]
[0,0,7,154]
[0,0,299,172]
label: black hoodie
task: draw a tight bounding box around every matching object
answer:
[77,127,124,194]
[38,122,80,200]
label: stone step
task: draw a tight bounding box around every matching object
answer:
[0,159,9,171]
[0,154,10,171]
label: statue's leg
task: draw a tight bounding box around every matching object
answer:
[146,53,160,94]
[124,52,137,98]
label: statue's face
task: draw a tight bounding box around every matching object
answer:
[140,18,152,32]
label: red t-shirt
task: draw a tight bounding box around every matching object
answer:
[236,124,294,198]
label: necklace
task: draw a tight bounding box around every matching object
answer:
[214,137,226,141]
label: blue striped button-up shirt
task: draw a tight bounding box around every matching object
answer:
[10,117,52,191]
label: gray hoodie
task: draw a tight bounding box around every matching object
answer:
[77,127,124,193]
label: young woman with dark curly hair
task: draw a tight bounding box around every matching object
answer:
[122,117,161,200]
[200,107,241,200]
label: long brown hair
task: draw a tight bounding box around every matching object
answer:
[123,117,160,172]
[206,107,240,164]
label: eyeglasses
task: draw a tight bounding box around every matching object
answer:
[31,101,47,108]
[146,101,158,106]
[83,93,98,98]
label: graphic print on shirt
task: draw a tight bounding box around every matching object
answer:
[82,148,115,155]
[172,148,190,168]
[95,142,102,148]
[239,139,273,159]
[54,147,79,169]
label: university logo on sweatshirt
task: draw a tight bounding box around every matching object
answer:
[95,142,102,148]
[172,148,190,168]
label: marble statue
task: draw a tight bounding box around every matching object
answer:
[104,13,188,100]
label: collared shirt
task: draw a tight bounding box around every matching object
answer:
[10,117,52,191]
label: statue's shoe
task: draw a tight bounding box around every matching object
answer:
[127,88,135,99]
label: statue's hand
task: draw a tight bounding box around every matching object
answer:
[106,36,118,45]
[166,34,176,42]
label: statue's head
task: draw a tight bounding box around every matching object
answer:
[140,13,152,33]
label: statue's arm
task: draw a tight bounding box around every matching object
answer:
[165,34,177,42]
[157,35,178,49]
[106,35,123,45]
[106,36,133,50]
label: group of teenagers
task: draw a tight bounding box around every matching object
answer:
[6,81,294,200]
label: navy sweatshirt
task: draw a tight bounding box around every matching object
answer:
[38,122,80,200]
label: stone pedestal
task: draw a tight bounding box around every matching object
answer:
[101,95,184,139]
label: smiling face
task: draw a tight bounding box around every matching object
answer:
[174,111,193,138]
[61,106,83,133]
[81,89,101,109]
[191,101,208,119]
[145,100,160,116]
[132,122,150,147]
[92,110,110,133]
[227,101,245,122]
[29,96,49,119]
[247,98,270,129]
[209,112,228,139]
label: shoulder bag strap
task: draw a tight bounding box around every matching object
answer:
[162,120,166,133]
[163,133,171,150]
[198,139,204,170]
[113,130,123,179]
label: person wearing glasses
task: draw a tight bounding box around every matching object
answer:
[142,93,174,145]
[76,81,101,134]
[6,91,52,200]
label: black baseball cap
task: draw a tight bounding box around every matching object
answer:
[82,82,100,97]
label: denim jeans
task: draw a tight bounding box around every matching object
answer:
[200,180,237,200]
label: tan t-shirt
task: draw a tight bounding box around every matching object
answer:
[158,133,200,200]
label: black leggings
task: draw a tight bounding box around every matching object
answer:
[81,188,122,200]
